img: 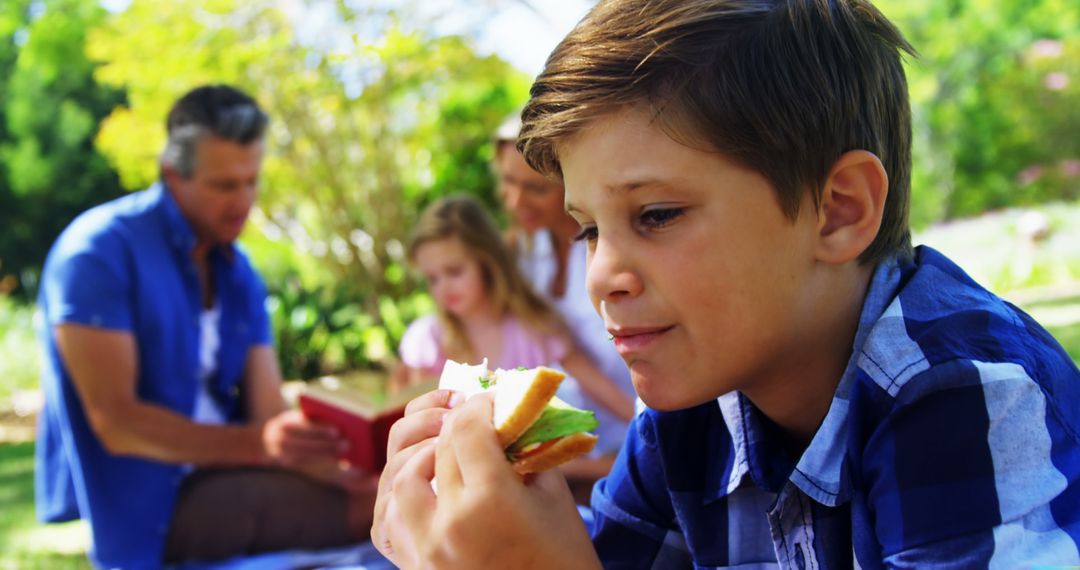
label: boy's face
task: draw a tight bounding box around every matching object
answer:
[561,105,823,411]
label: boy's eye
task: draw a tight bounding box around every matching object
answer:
[573,225,598,243]
[640,207,684,229]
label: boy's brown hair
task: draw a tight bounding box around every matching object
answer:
[519,0,916,264]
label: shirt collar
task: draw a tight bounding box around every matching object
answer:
[154,182,238,263]
[789,253,904,506]
[712,253,906,507]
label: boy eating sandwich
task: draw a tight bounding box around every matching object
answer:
[373,0,1080,567]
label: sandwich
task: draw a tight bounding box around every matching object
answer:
[438,359,599,475]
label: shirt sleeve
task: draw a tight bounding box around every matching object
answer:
[247,271,272,346]
[41,233,132,332]
[398,315,446,373]
[591,412,692,567]
[861,358,1080,567]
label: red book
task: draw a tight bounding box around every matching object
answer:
[298,376,436,472]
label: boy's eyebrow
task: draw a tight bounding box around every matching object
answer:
[564,178,669,214]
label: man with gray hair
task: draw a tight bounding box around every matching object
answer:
[35,85,376,569]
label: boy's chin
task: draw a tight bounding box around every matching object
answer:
[631,368,718,412]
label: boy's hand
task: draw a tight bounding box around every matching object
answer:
[378,392,602,570]
[372,388,459,564]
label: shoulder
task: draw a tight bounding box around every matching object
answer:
[403,314,441,339]
[46,190,158,266]
[845,246,1080,476]
[229,244,267,290]
[855,246,1077,403]
[399,314,444,367]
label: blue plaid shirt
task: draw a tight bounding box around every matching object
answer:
[591,246,1080,568]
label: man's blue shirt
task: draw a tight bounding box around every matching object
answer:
[35,184,272,569]
[592,246,1080,568]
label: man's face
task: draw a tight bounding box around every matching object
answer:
[167,135,264,246]
[561,105,822,412]
[496,144,567,233]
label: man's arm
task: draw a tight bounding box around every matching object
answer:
[55,323,341,466]
[243,344,288,422]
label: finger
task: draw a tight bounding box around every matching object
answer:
[387,407,449,457]
[446,392,513,487]
[404,388,462,416]
[380,437,436,500]
[530,468,576,503]
[378,497,413,567]
[390,443,438,556]
[435,412,463,503]
[374,437,436,552]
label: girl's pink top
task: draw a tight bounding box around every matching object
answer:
[398,314,568,375]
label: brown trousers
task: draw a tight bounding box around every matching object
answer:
[163,467,354,564]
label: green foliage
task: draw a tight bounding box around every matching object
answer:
[877,0,1080,226]
[265,276,434,380]
[0,0,126,298]
[87,1,528,375]
[0,296,40,411]
[1047,322,1080,364]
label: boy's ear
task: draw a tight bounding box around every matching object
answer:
[814,150,888,264]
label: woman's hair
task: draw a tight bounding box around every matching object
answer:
[520,0,916,265]
[408,195,568,363]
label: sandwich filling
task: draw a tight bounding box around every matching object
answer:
[438,359,599,468]
[505,397,598,461]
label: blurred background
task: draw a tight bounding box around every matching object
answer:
[0,0,1077,565]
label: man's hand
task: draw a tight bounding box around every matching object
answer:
[260,409,348,466]
[375,392,601,570]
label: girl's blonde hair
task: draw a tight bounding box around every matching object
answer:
[408,195,568,363]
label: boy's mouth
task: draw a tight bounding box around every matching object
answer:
[607,325,674,355]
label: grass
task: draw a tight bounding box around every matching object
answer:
[0,442,91,569]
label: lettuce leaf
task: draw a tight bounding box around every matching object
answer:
[506,397,598,452]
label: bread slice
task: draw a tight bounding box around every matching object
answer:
[490,367,565,448]
[510,432,599,475]
[436,360,596,473]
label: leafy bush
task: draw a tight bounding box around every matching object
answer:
[0,296,40,412]
[266,276,433,381]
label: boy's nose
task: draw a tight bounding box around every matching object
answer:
[586,236,643,306]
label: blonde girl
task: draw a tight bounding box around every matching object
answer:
[396,195,635,436]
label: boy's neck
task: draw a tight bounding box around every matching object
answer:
[743,265,874,448]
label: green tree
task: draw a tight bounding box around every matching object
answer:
[0,0,125,297]
[877,0,1080,226]
[88,0,529,375]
